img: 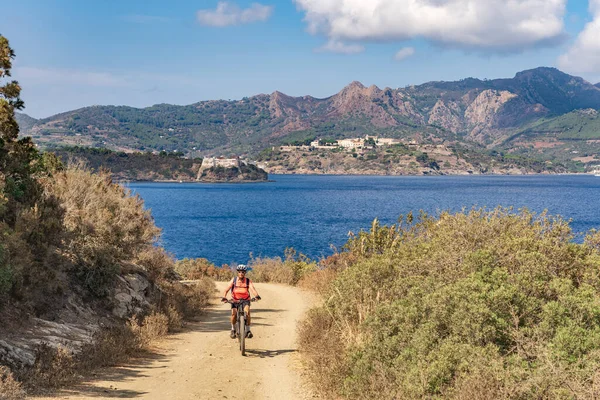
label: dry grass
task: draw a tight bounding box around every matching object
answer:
[249,250,317,285]
[298,268,338,297]
[47,164,160,296]
[297,307,347,397]
[25,344,76,390]
[249,257,294,284]
[0,366,25,400]
[175,258,231,280]
[164,304,184,331]
[79,325,140,369]
[130,312,169,348]
[159,277,215,320]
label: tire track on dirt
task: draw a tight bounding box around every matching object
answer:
[39,282,314,400]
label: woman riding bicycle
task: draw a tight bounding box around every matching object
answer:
[221,264,261,339]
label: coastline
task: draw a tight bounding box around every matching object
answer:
[122,172,593,184]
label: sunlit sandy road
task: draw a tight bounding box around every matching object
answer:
[37,282,314,400]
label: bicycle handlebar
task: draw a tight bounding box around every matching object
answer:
[222,298,260,304]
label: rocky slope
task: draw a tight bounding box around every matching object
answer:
[0,269,158,372]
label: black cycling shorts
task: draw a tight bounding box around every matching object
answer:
[231,299,251,309]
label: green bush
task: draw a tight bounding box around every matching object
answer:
[300,208,600,399]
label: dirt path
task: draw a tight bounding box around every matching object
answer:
[39,282,314,400]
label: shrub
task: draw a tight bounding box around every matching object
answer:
[164,304,184,331]
[78,324,140,369]
[249,248,317,285]
[299,208,600,399]
[26,344,76,390]
[158,278,215,319]
[175,258,231,280]
[297,307,347,397]
[0,366,24,400]
[131,312,169,347]
[134,246,177,282]
[46,164,160,296]
[249,256,293,284]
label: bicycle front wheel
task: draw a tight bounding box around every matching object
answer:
[238,313,246,356]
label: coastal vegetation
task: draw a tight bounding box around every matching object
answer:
[297,209,600,399]
[175,257,232,281]
[51,146,202,181]
[0,35,214,398]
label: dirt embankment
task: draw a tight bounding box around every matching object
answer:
[38,282,314,400]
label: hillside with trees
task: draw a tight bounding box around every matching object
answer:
[51,146,202,181]
[16,68,600,173]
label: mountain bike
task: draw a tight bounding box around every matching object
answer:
[226,298,257,356]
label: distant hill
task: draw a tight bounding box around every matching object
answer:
[16,67,600,170]
[15,112,38,133]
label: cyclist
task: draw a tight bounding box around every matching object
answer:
[221,264,261,339]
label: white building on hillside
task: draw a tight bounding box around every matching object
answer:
[338,138,364,149]
[376,138,400,146]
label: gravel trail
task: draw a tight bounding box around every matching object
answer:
[38,282,314,400]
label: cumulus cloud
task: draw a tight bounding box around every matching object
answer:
[558,0,600,75]
[394,47,415,61]
[294,0,567,51]
[315,39,365,54]
[197,2,273,27]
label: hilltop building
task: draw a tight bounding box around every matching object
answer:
[200,156,242,170]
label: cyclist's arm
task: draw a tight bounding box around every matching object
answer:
[249,281,260,298]
[222,279,234,299]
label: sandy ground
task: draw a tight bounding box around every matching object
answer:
[37,282,315,400]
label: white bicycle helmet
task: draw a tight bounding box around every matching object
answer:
[236,264,247,272]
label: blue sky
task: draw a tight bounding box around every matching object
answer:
[1,0,600,118]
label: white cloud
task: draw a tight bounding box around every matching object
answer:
[394,47,415,61]
[197,2,273,27]
[315,39,365,54]
[294,0,567,51]
[558,0,600,75]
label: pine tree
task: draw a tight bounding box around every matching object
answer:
[0,34,42,226]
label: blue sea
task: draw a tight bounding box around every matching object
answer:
[128,175,600,266]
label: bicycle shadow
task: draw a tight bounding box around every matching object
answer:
[185,304,281,333]
[244,348,297,358]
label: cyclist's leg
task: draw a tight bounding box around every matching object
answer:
[229,305,238,338]
[244,303,251,325]
[231,306,237,325]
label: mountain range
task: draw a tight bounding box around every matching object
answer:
[15,67,600,168]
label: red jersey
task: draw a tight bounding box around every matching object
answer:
[231,277,251,301]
